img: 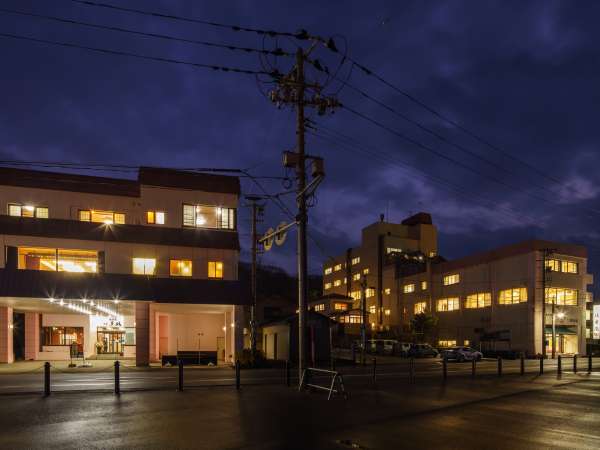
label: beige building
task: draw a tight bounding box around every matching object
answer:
[319,213,593,357]
[0,166,246,365]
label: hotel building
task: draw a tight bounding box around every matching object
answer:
[0,166,246,365]
[316,214,593,356]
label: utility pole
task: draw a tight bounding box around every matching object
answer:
[245,195,265,360]
[360,274,367,365]
[541,248,555,359]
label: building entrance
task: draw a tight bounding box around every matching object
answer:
[97,329,125,355]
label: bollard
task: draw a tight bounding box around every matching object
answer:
[471,358,476,377]
[588,354,592,374]
[557,355,562,376]
[114,361,120,395]
[520,353,525,376]
[539,356,544,375]
[44,362,51,397]
[497,356,502,377]
[235,360,241,390]
[573,355,577,374]
[178,360,184,392]
[372,357,377,386]
[442,355,448,381]
[285,360,291,387]
[409,357,415,383]
[352,345,356,365]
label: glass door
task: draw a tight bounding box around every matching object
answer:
[97,330,125,354]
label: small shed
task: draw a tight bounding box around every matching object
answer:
[261,311,334,365]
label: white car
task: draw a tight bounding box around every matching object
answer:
[441,346,483,362]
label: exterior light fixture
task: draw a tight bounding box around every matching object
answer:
[557,312,566,319]
[113,299,120,304]
[48,297,55,303]
[230,322,235,327]
[222,326,227,332]
[24,205,35,212]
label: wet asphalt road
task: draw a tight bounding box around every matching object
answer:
[0,363,599,449]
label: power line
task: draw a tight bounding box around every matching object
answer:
[0,31,278,77]
[0,7,292,57]
[70,0,310,40]
[340,103,598,218]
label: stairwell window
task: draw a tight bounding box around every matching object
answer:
[437,297,460,312]
[443,274,460,286]
[132,258,156,275]
[208,261,224,279]
[170,259,192,277]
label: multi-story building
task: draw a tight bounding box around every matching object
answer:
[0,166,246,365]
[587,297,600,355]
[319,213,593,356]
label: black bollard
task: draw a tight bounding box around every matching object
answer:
[235,360,241,390]
[539,356,544,375]
[178,360,184,391]
[558,355,562,376]
[409,357,415,383]
[114,361,120,395]
[372,357,377,386]
[471,358,476,377]
[442,355,448,381]
[589,354,593,374]
[285,360,291,387]
[44,362,51,397]
[497,356,502,377]
[520,353,525,376]
[573,355,577,374]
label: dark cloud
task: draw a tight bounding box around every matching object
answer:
[1,0,599,291]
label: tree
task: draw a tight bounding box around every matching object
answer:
[410,313,438,344]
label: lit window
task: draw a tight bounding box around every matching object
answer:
[324,282,332,290]
[366,288,375,298]
[403,284,415,294]
[18,247,98,273]
[208,261,223,279]
[334,279,342,287]
[384,288,391,295]
[350,290,361,300]
[464,339,470,346]
[324,267,332,275]
[314,304,325,312]
[386,247,402,254]
[363,268,370,275]
[384,309,391,316]
[334,264,342,271]
[545,288,577,306]
[147,211,166,225]
[8,203,48,219]
[429,251,437,258]
[183,204,235,230]
[498,287,527,305]
[334,303,348,311]
[369,305,376,314]
[438,340,456,347]
[352,273,361,281]
[465,292,491,309]
[546,259,578,274]
[340,315,362,324]
[132,258,156,275]
[421,281,427,291]
[114,213,125,224]
[351,256,360,265]
[414,302,427,314]
[443,274,460,285]
[79,210,125,225]
[437,297,460,312]
[343,277,347,285]
[170,259,192,277]
[36,207,49,218]
[8,204,21,217]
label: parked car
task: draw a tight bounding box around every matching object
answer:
[394,342,412,357]
[408,343,439,358]
[367,339,399,355]
[440,346,483,362]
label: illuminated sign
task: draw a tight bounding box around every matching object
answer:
[594,305,600,340]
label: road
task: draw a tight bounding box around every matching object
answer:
[0,357,598,394]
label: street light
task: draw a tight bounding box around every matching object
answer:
[552,311,566,358]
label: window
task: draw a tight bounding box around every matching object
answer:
[208,261,223,279]
[403,283,415,294]
[352,273,361,281]
[147,211,165,225]
[334,264,342,272]
[386,247,402,254]
[545,288,578,306]
[363,268,370,275]
[18,247,98,273]
[42,326,84,346]
[314,304,325,312]
[465,292,491,309]
[79,210,125,224]
[182,204,235,230]
[384,288,391,295]
[464,339,470,346]
[334,303,348,311]
[546,259,578,274]
[421,281,428,291]
[366,288,375,298]
[443,274,460,285]
[339,315,362,324]
[498,287,528,305]
[324,282,332,290]
[8,203,48,219]
[343,277,347,285]
[324,267,332,275]
[414,302,427,314]
[369,305,376,314]
[132,258,156,275]
[384,309,391,316]
[350,290,361,300]
[351,256,360,265]
[334,279,342,287]
[170,259,192,277]
[438,340,456,347]
[437,297,460,312]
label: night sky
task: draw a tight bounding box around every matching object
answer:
[1,1,600,288]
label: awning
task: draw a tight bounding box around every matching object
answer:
[544,326,577,335]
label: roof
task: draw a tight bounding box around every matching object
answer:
[0,166,240,197]
[433,239,587,273]
[310,293,353,303]
[401,212,433,226]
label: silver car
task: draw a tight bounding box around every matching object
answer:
[441,346,483,362]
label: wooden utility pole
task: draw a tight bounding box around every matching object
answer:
[360,274,367,365]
